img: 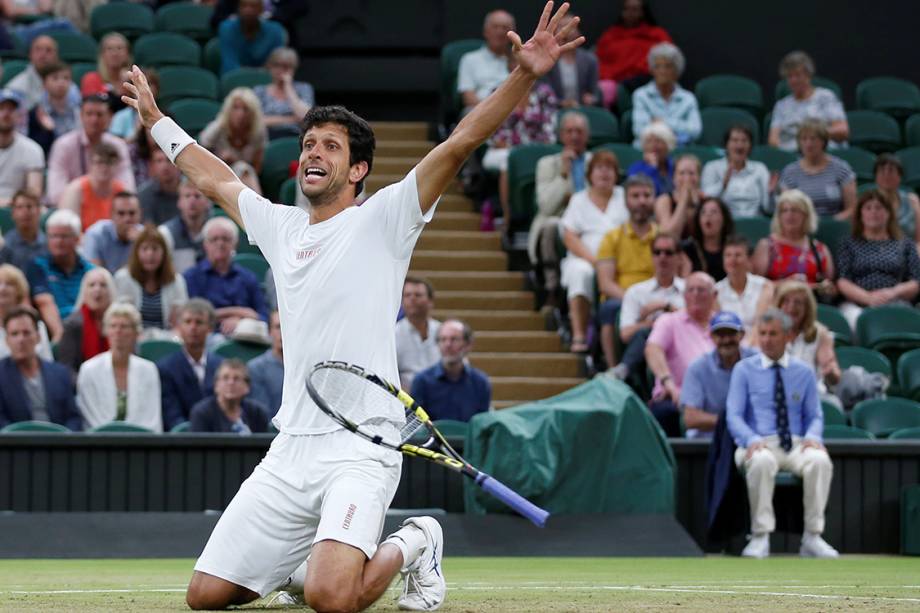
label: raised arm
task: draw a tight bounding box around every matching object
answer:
[121,66,248,229]
[415,1,584,213]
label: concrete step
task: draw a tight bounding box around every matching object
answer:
[436,291,533,311]
[470,352,583,378]
[417,230,501,251]
[436,193,475,212]
[411,250,507,271]
[373,141,433,158]
[373,157,421,175]
[370,122,429,141]
[409,271,526,292]
[474,331,562,352]
[427,211,481,232]
[364,174,463,196]
[431,309,546,331]
[490,376,583,401]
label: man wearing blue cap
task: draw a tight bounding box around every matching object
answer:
[680,311,757,439]
[0,89,45,207]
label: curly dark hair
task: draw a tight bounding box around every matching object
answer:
[299,105,376,198]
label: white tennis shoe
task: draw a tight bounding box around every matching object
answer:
[800,533,839,558]
[397,516,446,611]
[741,533,770,558]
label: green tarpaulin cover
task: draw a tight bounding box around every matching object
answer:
[464,377,675,515]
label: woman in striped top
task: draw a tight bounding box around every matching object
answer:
[114,225,188,336]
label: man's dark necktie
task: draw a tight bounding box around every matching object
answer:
[773,363,792,451]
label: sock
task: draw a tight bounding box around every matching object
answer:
[383,524,427,571]
[279,559,307,594]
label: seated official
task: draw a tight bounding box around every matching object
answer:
[190,359,270,434]
[680,311,757,439]
[76,303,162,432]
[56,267,115,376]
[0,307,81,430]
[247,311,283,417]
[157,299,223,431]
[411,320,491,422]
[727,308,838,559]
[395,277,441,391]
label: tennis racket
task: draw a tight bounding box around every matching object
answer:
[305,360,550,527]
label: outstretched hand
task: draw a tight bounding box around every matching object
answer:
[508,1,585,79]
[121,65,165,130]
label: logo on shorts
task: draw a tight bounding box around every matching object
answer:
[342,503,357,530]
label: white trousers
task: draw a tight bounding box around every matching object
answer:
[734,435,833,535]
[559,255,595,302]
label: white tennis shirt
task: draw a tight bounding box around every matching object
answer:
[238,168,437,434]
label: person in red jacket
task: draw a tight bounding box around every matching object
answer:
[596,0,672,102]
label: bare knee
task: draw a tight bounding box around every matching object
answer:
[305,583,360,613]
[186,571,257,610]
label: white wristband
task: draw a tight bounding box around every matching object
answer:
[151,117,196,164]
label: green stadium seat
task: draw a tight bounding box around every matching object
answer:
[833,147,876,184]
[432,419,469,438]
[823,424,874,440]
[158,66,219,106]
[732,216,771,245]
[214,339,269,362]
[0,59,27,87]
[857,182,878,195]
[134,32,201,68]
[619,109,633,143]
[851,397,920,438]
[896,348,920,401]
[0,207,12,234]
[672,144,721,165]
[905,114,920,148]
[233,253,270,280]
[889,426,920,440]
[699,107,759,147]
[47,31,97,63]
[856,77,920,120]
[167,98,220,137]
[614,81,633,116]
[750,145,797,173]
[155,2,215,42]
[507,144,561,227]
[695,74,764,117]
[91,422,155,433]
[592,143,642,178]
[439,38,482,127]
[0,420,70,433]
[203,37,221,75]
[774,76,843,104]
[279,177,298,205]
[90,2,154,39]
[856,305,920,354]
[0,31,25,60]
[816,303,852,347]
[70,62,97,86]
[137,339,183,363]
[847,110,902,153]
[259,136,301,202]
[170,421,192,433]
[835,346,892,378]
[814,217,850,261]
[560,107,620,147]
[821,400,848,426]
[220,67,272,98]
[894,146,920,190]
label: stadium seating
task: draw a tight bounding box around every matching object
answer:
[233,253,270,281]
[0,421,70,433]
[137,339,183,363]
[698,107,759,147]
[47,31,97,64]
[894,146,920,189]
[70,62,97,86]
[835,346,892,378]
[0,59,27,87]
[619,109,633,143]
[904,114,920,148]
[856,77,920,120]
[833,146,876,183]
[888,426,920,440]
[507,144,561,226]
[439,38,481,128]
[220,68,272,98]
[157,67,219,106]
[847,110,902,153]
[814,217,850,261]
[432,419,470,438]
[0,207,12,234]
[0,31,24,60]
[167,98,221,137]
[857,182,878,194]
[749,145,797,173]
[279,177,298,205]
[203,37,221,74]
[214,339,268,362]
[559,107,620,147]
[259,137,302,202]
[851,397,920,438]
[816,304,852,346]
[774,76,843,103]
[672,144,721,165]
[90,2,155,40]
[732,216,771,246]
[91,422,155,433]
[821,400,847,426]
[823,424,874,440]
[593,143,642,177]
[856,305,920,355]
[896,349,920,401]
[154,2,215,42]
[134,32,201,68]
[170,421,192,433]
[613,82,632,117]
[694,74,764,117]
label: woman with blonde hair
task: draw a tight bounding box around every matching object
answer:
[56,267,117,375]
[80,32,132,111]
[198,86,267,193]
[77,302,162,432]
[655,153,704,238]
[0,264,52,360]
[114,224,188,334]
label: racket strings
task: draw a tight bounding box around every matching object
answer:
[400,411,426,443]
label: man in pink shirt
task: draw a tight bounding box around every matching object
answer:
[46,94,135,205]
[644,271,718,436]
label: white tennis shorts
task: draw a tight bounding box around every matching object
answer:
[194,429,402,597]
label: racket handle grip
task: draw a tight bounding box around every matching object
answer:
[477,474,550,527]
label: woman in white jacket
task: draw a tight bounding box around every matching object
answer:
[77,303,163,432]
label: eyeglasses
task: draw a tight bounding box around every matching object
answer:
[652,249,676,256]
